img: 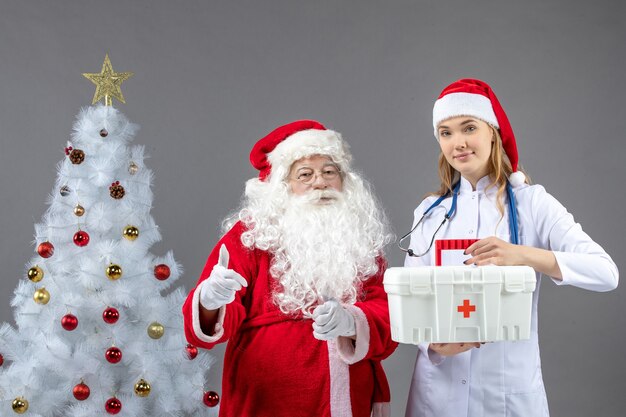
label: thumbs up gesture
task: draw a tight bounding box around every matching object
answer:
[199,244,248,311]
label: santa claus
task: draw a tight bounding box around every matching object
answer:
[183,120,398,417]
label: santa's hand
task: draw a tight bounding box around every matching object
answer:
[199,244,248,311]
[312,299,356,340]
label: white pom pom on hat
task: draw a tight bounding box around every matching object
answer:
[433,78,526,186]
[508,170,526,187]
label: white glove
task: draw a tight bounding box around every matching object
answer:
[312,299,356,340]
[199,244,248,311]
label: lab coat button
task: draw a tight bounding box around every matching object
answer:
[461,379,467,384]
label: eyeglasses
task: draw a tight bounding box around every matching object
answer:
[291,166,341,185]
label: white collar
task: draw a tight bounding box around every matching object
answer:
[459,175,495,194]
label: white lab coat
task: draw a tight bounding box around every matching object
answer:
[404,176,618,417]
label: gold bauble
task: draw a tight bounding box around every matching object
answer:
[147,322,164,339]
[73,204,85,217]
[122,225,139,241]
[28,266,44,282]
[134,378,151,397]
[33,287,50,305]
[106,264,123,280]
[128,161,139,175]
[12,397,29,414]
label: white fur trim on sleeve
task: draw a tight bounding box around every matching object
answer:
[191,280,226,343]
[336,304,370,364]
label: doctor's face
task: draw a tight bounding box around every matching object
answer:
[437,117,494,185]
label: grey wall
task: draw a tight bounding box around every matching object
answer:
[1,1,624,416]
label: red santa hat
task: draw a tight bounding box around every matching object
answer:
[432,78,526,187]
[250,120,348,181]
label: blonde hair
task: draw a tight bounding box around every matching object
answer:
[433,126,529,217]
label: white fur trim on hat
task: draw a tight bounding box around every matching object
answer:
[433,92,499,137]
[266,129,349,176]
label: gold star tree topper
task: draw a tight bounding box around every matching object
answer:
[83,54,133,106]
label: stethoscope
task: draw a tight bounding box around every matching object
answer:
[398,180,519,257]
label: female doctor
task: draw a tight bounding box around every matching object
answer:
[402,79,618,417]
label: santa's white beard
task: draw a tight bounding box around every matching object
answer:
[270,189,381,316]
[224,170,391,316]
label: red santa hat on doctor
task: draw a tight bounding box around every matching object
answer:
[250,119,350,181]
[433,78,526,187]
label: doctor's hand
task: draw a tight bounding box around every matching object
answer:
[199,244,248,311]
[312,299,356,340]
[429,342,480,356]
[464,236,563,278]
[464,236,524,267]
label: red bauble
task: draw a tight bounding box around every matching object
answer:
[102,307,119,324]
[154,264,171,280]
[185,344,198,360]
[73,231,90,247]
[37,242,54,258]
[73,382,90,401]
[105,346,122,364]
[0,353,3,366]
[61,314,78,331]
[105,397,122,414]
[203,391,220,407]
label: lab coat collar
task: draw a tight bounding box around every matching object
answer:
[459,175,495,194]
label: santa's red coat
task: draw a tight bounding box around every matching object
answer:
[183,222,398,417]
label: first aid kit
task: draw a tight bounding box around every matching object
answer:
[383,265,536,344]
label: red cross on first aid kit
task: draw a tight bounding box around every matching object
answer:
[383,239,536,344]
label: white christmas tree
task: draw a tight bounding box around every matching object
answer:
[0,56,219,417]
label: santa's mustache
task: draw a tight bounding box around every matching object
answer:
[297,189,343,204]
